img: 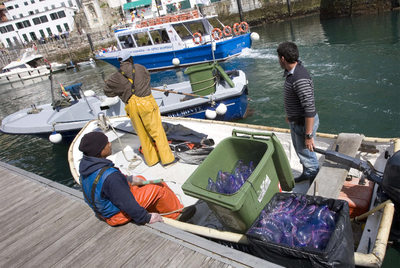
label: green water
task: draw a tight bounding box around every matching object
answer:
[0,12,399,188]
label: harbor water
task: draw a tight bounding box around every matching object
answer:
[0,11,399,188]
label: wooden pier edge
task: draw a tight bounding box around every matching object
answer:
[0,160,277,268]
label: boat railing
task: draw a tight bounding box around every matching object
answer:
[135,9,201,29]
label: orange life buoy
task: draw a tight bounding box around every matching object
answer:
[223,26,232,37]
[233,23,241,35]
[211,28,223,40]
[193,32,202,44]
[239,21,249,33]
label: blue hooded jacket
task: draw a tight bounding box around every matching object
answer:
[79,155,151,224]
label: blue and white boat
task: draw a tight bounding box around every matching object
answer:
[96,9,259,71]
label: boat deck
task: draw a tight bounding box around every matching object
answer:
[0,161,276,267]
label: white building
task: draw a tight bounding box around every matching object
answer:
[0,0,79,48]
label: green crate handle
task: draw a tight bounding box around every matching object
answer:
[232,129,273,141]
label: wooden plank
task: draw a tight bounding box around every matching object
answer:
[0,162,271,268]
[307,133,364,198]
[0,202,91,267]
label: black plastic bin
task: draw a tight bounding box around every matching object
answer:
[246,193,355,268]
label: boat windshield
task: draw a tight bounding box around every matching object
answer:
[118,28,171,48]
[173,21,208,40]
[118,34,135,48]
[5,64,28,71]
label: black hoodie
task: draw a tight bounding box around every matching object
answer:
[79,155,151,224]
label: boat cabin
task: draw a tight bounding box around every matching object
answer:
[114,14,221,54]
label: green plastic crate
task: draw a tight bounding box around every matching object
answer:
[182,130,294,233]
[184,63,216,96]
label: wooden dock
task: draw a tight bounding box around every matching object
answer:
[0,161,276,267]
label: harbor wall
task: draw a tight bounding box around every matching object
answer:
[202,0,398,24]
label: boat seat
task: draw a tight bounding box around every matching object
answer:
[307,133,364,199]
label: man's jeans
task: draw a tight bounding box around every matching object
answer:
[289,114,320,177]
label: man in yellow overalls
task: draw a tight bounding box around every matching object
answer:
[104,50,176,166]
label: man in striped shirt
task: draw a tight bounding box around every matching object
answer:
[277,42,320,184]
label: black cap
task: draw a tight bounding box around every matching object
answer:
[79,132,108,157]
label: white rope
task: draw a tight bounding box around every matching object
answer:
[105,116,143,170]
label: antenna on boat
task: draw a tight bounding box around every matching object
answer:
[44,59,56,107]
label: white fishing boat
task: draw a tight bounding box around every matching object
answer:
[77,58,96,67]
[96,9,259,71]
[49,62,67,72]
[68,115,399,267]
[0,48,50,85]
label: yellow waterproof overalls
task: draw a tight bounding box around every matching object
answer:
[121,68,175,166]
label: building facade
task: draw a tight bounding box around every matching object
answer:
[0,0,79,48]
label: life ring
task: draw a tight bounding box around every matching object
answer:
[223,26,232,37]
[193,32,202,44]
[233,23,241,35]
[211,28,223,40]
[239,21,249,33]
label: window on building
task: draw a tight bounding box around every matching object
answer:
[16,22,24,29]
[61,2,65,7]
[57,11,66,18]
[44,7,48,11]
[7,6,14,10]
[24,2,28,6]
[6,38,12,47]
[0,27,6,34]
[51,5,55,9]
[46,28,52,36]
[68,0,73,7]
[19,14,23,18]
[29,11,34,15]
[31,0,35,3]
[23,20,31,27]
[35,9,39,13]
[39,29,45,38]
[56,25,62,33]
[33,18,41,25]
[15,4,19,8]
[6,25,15,32]
[50,13,58,20]
[40,15,48,23]
[30,32,38,41]
[12,16,17,20]
[64,23,70,31]
[22,34,28,42]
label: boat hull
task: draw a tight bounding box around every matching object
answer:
[97,34,252,71]
[162,86,248,121]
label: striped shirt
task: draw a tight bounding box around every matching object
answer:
[283,61,316,122]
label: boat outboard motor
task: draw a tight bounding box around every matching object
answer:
[381,151,400,207]
[314,148,400,206]
[315,148,400,242]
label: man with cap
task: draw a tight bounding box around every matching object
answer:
[104,50,175,166]
[78,131,186,226]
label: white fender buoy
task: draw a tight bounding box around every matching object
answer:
[205,109,217,119]
[84,90,95,97]
[250,32,260,41]
[172,58,180,66]
[216,103,227,115]
[49,131,62,144]
[211,41,216,52]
